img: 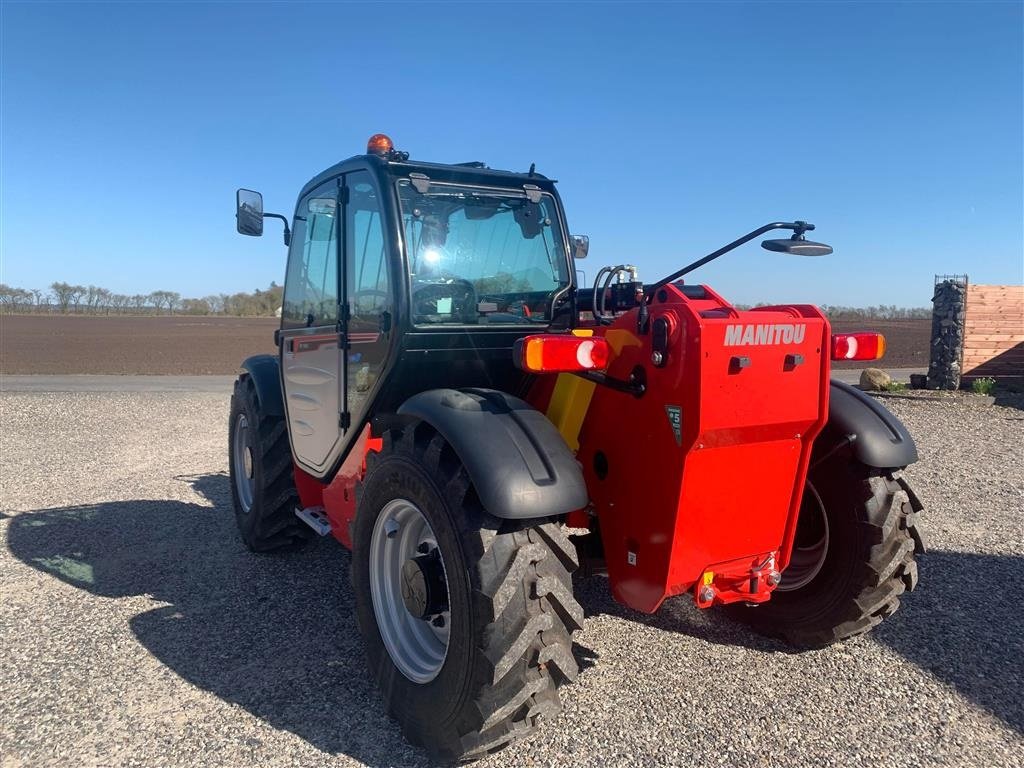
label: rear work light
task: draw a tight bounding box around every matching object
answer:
[831,332,886,361]
[513,334,611,374]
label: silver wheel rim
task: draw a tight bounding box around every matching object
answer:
[778,483,830,591]
[232,413,255,513]
[369,499,451,683]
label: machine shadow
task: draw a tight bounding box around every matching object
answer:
[992,389,1024,412]
[10,480,1021,747]
[5,474,431,767]
[871,549,1024,733]
[576,550,1024,734]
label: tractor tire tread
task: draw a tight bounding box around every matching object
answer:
[229,375,311,552]
[356,426,581,762]
[814,469,919,645]
[730,461,922,649]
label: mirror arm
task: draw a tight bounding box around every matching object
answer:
[263,212,292,246]
[644,221,813,298]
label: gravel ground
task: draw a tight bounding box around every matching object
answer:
[1,388,1021,768]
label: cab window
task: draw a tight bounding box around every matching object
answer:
[348,173,389,318]
[344,171,390,413]
[397,180,570,325]
[282,183,338,328]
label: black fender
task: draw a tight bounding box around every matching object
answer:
[825,379,918,468]
[396,388,587,520]
[240,354,284,418]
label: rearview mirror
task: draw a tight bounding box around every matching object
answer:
[572,234,590,259]
[236,188,264,236]
[761,237,833,256]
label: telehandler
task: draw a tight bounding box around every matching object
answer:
[231,134,923,760]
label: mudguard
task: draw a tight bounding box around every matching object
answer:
[397,388,587,520]
[240,354,284,417]
[827,379,918,468]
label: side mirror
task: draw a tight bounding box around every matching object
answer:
[572,234,590,259]
[761,237,832,256]
[236,188,264,236]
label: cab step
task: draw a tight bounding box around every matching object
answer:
[295,506,332,536]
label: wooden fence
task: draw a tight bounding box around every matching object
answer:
[963,284,1024,379]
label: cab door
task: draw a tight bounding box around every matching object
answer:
[279,180,343,474]
[342,171,393,434]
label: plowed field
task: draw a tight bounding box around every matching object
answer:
[0,315,930,374]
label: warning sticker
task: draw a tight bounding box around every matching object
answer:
[665,405,682,446]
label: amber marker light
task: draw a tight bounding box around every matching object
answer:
[367,134,394,155]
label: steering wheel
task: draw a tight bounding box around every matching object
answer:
[351,289,389,316]
[412,278,478,322]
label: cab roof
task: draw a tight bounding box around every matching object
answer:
[298,153,556,201]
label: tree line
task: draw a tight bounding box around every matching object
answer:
[0,281,931,320]
[0,282,284,317]
[817,304,931,320]
[726,303,930,320]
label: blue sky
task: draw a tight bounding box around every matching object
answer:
[2,1,1021,307]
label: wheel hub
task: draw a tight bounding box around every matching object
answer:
[778,482,830,591]
[231,413,256,513]
[401,551,448,619]
[368,499,452,683]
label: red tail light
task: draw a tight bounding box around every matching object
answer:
[513,335,611,373]
[831,332,886,361]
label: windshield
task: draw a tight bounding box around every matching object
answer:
[397,180,571,325]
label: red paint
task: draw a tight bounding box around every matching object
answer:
[692,552,779,608]
[293,464,325,510]
[553,284,830,613]
[566,509,590,529]
[293,426,382,549]
[322,425,382,549]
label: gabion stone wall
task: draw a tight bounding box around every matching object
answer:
[928,279,967,390]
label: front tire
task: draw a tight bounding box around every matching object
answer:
[352,423,582,762]
[228,374,311,552]
[729,451,924,648]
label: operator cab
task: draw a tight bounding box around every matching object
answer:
[235,134,585,480]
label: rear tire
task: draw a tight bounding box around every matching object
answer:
[228,374,311,552]
[729,452,923,648]
[352,423,582,762]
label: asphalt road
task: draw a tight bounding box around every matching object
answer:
[1,382,1020,768]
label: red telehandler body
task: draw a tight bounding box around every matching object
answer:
[231,135,923,761]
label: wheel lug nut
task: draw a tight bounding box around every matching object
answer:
[432,615,446,628]
[384,519,399,539]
